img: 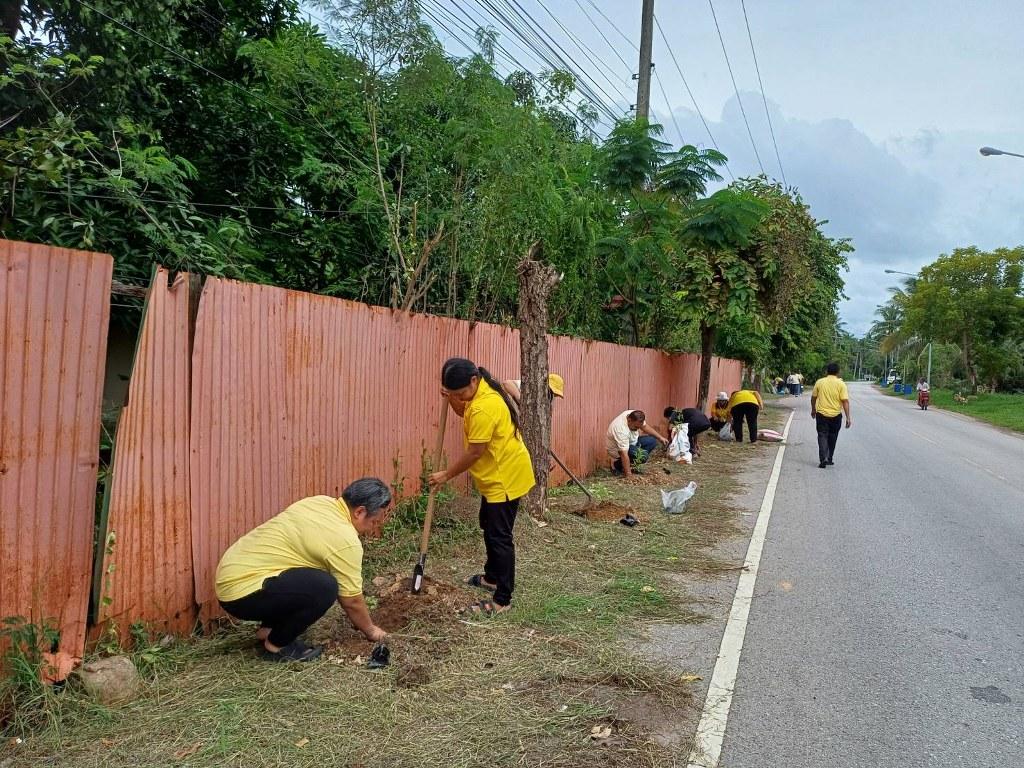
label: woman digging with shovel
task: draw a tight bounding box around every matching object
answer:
[428,358,535,617]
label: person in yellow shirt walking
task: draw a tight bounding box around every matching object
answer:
[215,478,393,662]
[811,362,853,469]
[429,357,536,616]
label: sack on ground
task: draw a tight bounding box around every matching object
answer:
[667,426,693,464]
[660,481,697,514]
[718,424,734,441]
[757,429,784,442]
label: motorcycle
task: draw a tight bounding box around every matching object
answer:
[917,389,930,410]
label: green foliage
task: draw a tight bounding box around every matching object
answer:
[1,616,60,733]
[3,0,846,366]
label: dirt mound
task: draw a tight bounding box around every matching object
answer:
[576,501,636,523]
[309,575,474,658]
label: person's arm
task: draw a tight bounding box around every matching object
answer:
[811,394,818,418]
[502,380,522,404]
[641,423,669,445]
[428,442,486,487]
[339,594,386,641]
[441,389,468,417]
[754,391,764,408]
[842,399,852,428]
[619,448,633,477]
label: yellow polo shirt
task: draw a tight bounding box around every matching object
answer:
[812,375,849,417]
[215,496,364,602]
[728,390,760,409]
[711,403,731,422]
[465,379,536,503]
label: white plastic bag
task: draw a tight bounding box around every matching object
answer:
[757,429,784,442]
[718,424,734,441]
[660,481,697,514]
[667,426,692,464]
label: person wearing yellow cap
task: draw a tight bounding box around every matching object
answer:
[501,373,565,405]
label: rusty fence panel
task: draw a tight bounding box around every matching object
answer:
[0,241,111,678]
[97,268,195,638]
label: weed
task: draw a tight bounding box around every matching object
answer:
[0,616,60,734]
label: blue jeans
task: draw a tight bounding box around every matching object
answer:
[613,435,659,472]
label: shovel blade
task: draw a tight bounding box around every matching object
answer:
[411,555,426,594]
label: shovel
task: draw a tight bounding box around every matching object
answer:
[412,399,449,594]
[548,447,594,505]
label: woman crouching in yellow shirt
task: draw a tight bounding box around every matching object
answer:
[429,357,536,616]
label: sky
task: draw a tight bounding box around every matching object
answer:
[412,0,1024,335]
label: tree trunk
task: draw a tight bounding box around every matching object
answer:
[697,322,716,410]
[517,244,560,520]
[962,332,977,394]
[2,2,18,40]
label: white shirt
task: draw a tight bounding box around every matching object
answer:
[786,374,797,384]
[606,410,640,458]
[917,382,930,392]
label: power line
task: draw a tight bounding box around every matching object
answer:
[32,188,360,216]
[653,14,734,181]
[571,0,632,70]
[740,0,787,186]
[707,0,765,176]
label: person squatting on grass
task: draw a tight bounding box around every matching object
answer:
[710,392,732,433]
[728,388,765,443]
[429,358,536,617]
[811,361,852,468]
[605,409,669,477]
[664,406,713,457]
[215,478,393,662]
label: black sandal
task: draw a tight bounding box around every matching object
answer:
[262,640,323,663]
[465,574,496,591]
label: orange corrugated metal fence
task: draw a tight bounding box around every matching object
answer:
[187,277,742,614]
[3,244,743,642]
[0,241,111,678]
[97,269,195,637]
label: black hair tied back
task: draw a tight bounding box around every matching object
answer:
[440,357,522,437]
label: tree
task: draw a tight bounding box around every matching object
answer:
[902,246,1024,392]
[674,187,770,407]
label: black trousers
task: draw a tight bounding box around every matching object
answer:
[480,496,521,606]
[731,402,760,443]
[816,413,843,463]
[220,567,337,647]
[687,420,711,450]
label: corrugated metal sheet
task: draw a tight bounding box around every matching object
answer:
[98,269,194,637]
[188,277,744,613]
[0,240,111,678]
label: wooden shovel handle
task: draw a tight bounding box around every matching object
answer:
[418,399,449,555]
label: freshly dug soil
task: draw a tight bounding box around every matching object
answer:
[309,575,474,658]
[575,501,636,523]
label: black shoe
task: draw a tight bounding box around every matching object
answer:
[818,461,827,469]
[826,459,834,466]
[262,640,323,662]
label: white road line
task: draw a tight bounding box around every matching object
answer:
[687,410,795,768]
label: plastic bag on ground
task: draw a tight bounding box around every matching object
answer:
[718,424,734,441]
[757,429,784,442]
[661,481,697,514]
[667,426,693,464]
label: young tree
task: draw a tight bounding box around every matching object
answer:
[902,246,1024,392]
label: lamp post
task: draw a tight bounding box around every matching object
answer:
[980,146,1024,159]
[884,268,918,277]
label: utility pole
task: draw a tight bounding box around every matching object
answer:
[635,0,655,121]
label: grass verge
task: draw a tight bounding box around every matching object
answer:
[2,411,785,768]
[878,385,1024,432]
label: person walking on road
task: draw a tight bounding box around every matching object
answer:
[811,361,852,468]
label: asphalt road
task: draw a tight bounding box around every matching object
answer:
[719,383,1024,768]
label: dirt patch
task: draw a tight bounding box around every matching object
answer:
[309,575,475,657]
[575,501,636,523]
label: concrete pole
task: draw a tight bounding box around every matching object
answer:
[635,0,655,121]
[927,342,932,386]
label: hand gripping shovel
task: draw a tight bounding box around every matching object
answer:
[412,399,449,594]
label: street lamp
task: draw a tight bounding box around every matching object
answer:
[980,146,1024,159]
[884,269,917,277]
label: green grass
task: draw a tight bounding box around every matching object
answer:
[878,384,1024,432]
[3,421,779,768]
[928,388,1024,432]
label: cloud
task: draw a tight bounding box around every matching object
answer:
[660,94,1024,334]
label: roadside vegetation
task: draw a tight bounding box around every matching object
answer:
[881,387,1024,433]
[1,423,787,767]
